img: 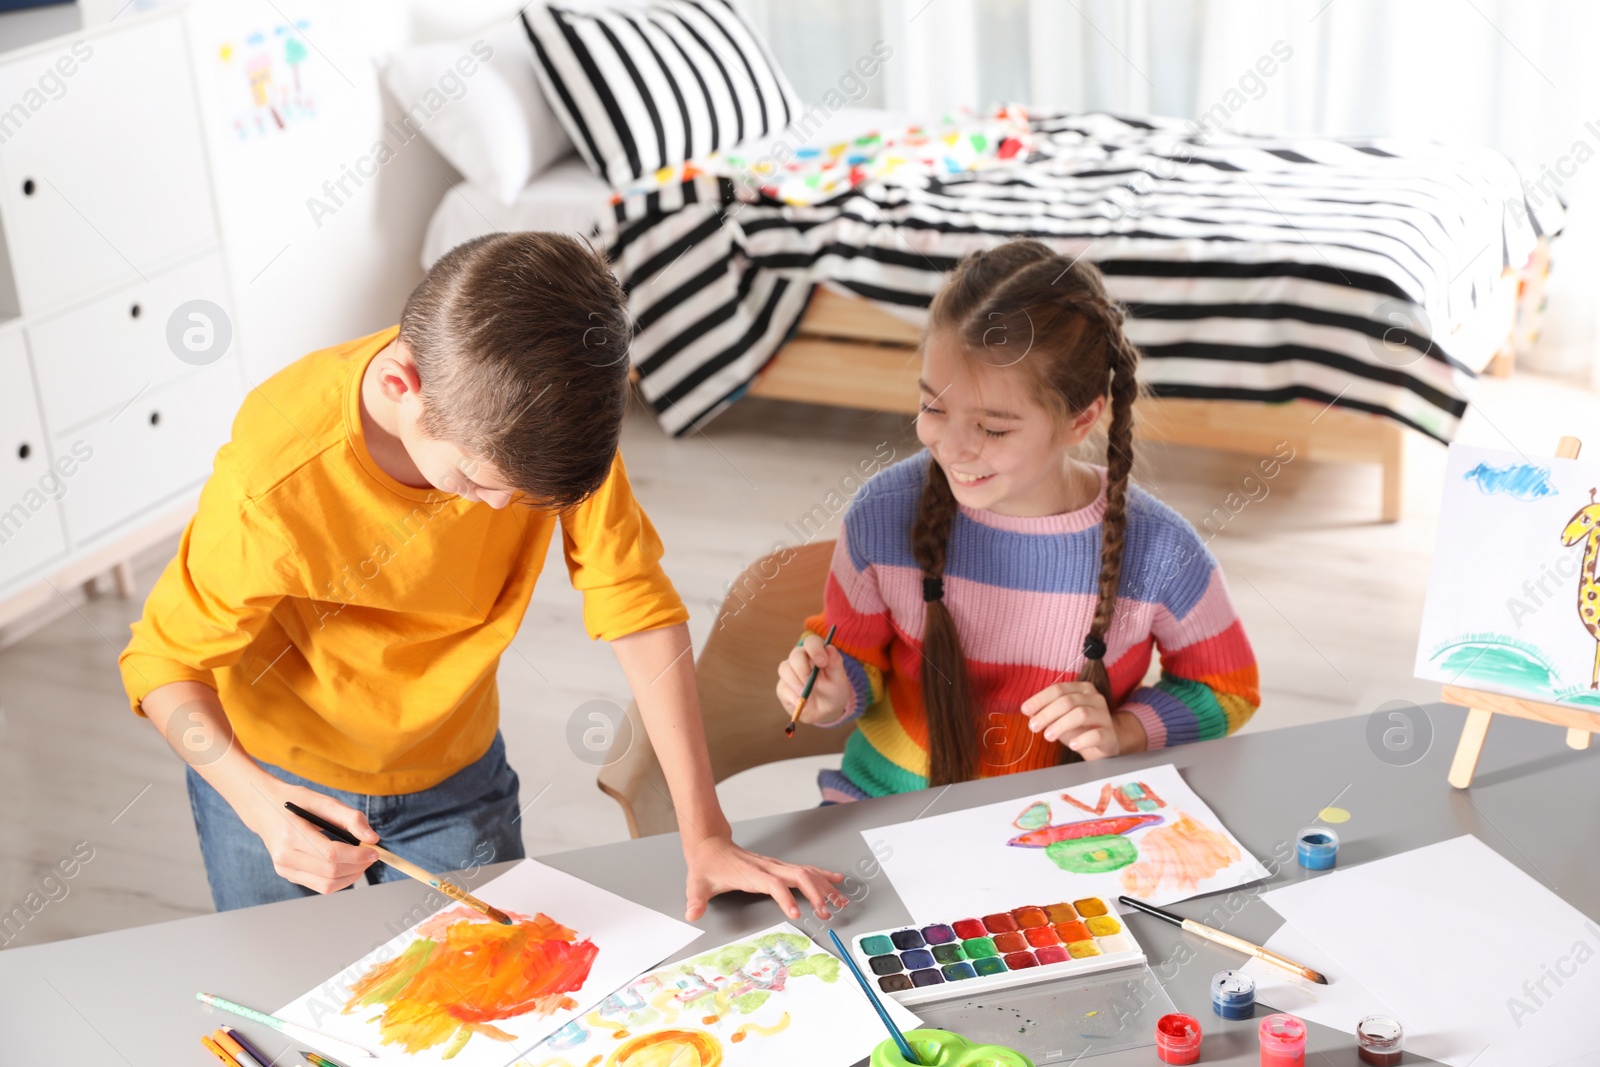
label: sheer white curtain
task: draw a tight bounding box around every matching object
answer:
[740,0,1600,377]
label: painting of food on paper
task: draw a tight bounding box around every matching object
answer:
[1415,443,1600,711]
[868,764,1269,922]
[519,923,921,1067]
[275,859,701,1065]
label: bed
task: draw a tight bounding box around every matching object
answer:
[423,103,1556,522]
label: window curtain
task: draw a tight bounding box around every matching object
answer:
[738,0,1600,379]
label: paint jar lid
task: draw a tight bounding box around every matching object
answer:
[1258,1013,1307,1052]
[1155,1012,1202,1054]
[1211,969,1256,1001]
[1357,1014,1404,1050]
[1297,826,1339,849]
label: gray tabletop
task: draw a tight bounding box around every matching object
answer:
[2,706,1597,1066]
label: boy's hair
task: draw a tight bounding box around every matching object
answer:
[915,238,1142,786]
[398,231,632,509]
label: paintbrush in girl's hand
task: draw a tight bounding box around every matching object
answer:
[786,624,838,739]
[1119,895,1327,984]
[283,801,512,925]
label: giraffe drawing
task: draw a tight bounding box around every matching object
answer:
[1561,487,1600,688]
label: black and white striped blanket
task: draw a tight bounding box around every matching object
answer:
[601,110,1562,439]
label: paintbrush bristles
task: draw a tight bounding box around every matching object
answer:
[785,696,809,738]
[432,877,512,924]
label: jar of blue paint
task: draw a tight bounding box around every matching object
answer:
[1296,826,1339,870]
[1211,969,1256,1019]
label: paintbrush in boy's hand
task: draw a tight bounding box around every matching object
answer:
[786,624,838,738]
[284,801,512,924]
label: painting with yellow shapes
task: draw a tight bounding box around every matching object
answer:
[275,860,700,1065]
[518,923,922,1067]
[867,764,1269,922]
[1416,444,1600,713]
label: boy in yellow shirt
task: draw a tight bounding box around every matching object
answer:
[119,232,846,922]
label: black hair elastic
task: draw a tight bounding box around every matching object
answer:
[1082,635,1107,661]
[923,576,944,602]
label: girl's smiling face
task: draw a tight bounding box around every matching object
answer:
[916,328,1105,517]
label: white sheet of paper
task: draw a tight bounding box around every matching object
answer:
[1260,836,1600,1067]
[276,859,702,1065]
[867,763,1269,922]
[1240,923,1407,1043]
[1414,443,1600,714]
[523,922,923,1066]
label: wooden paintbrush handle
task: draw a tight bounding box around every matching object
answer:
[370,845,435,886]
[1182,920,1316,980]
[371,846,503,922]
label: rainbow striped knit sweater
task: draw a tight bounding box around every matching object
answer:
[807,452,1259,802]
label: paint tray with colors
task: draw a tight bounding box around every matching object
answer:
[847,897,1145,1006]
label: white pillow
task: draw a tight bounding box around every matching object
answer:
[381,20,574,205]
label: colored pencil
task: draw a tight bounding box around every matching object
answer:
[303,1053,339,1067]
[196,993,375,1060]
[1118,895,1327,984]
[786,624,838,738]
[828,928,922,1065]
[283,801,512,925]
[220,1027,273,1067]
[200,1034,242,1067]
[212,1029,266,1067]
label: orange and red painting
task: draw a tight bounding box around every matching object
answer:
[344,907,599,1058]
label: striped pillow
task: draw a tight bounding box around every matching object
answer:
[521,0,799,189]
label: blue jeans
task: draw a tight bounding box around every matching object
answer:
[186,731,526,911]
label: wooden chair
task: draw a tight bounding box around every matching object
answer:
[597,539,850,837]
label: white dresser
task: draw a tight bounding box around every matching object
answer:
[0,11,245,617]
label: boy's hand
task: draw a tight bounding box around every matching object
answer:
[238,778,381,895]
[682,835,848,923]
[775,634,850,725]
[142,680,382,895]
[1021,681,1146,760]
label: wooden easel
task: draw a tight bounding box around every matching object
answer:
[1446,435,1600,788]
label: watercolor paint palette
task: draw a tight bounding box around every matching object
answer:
[846,896,1145,1006]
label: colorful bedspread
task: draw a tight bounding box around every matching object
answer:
[601,108,1563,439]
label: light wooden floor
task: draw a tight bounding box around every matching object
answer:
[2,370,1597,949]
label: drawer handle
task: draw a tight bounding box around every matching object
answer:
[17,442,30,460]
[22,178,35,196]
[130,303,141,319]
[149,410,161,427]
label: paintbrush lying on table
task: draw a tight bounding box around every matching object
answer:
[1119,895,1326,984]
[284,801,511,925]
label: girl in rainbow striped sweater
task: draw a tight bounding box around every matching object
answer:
[775,239,1260,801]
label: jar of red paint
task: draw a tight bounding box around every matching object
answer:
[1258,1012,1306,1067]
[1154,1012,1202,1065]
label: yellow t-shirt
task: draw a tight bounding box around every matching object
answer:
[118,326,687,794]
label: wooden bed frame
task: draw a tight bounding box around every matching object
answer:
[748,244,1549,523]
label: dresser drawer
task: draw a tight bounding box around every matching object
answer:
[57,358,243,544]
[28,252,233,434]
[0,329,68,584]
[0,16,217,315]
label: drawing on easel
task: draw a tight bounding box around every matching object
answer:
[1415,443,1600,709]
[524,923,921,1066]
